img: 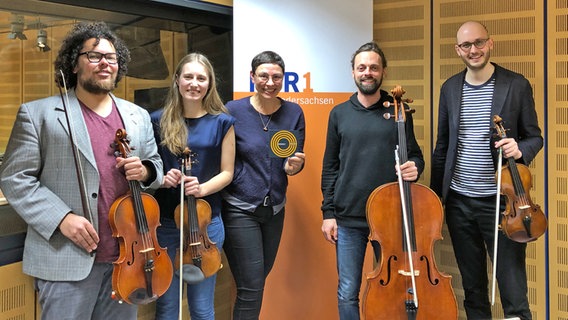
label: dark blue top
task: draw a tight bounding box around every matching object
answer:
[223,96,305,213]
[321,92,425,228]
[150,110,235,220]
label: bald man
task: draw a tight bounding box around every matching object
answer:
[430,21,543,320]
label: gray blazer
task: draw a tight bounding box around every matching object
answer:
[0,90,163,281]
[430,63,543,203]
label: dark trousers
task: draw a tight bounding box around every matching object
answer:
[445,190,531,320]
[222,202,285,320]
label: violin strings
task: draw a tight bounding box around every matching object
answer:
[130,180,154,251]
[184,155,201,259]
[507,158,529,208]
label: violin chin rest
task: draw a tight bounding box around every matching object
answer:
[176,264,206,284]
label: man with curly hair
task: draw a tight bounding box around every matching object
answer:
[0,21,163,319]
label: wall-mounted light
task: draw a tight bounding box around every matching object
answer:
[8,14,27,40]
[37,29,50,52]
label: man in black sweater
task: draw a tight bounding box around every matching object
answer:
[320,41,424,319]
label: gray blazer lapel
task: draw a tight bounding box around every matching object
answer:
[113,95,141,157]
[55,90,97,170]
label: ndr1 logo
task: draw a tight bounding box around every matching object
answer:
[249,72,314,93]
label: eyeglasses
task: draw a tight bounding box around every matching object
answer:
[255,73,283,83]
[457,38,489,51]
[78,51,118,64]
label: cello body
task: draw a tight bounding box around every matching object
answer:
[362,85,457,320]
[363,182,457,320]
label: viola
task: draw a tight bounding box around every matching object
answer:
[362,86,457,319]
[109,128,173,304]
[173,147,222,282]
[493,115,547,242]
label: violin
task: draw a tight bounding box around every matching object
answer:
[362,86,457,319]
[109,128,173,304]
[173,147,222,282]
[493,115,547,242]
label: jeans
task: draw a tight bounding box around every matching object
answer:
[154,215,225,320]
[336,225,380,320]
[222,202,285,320]
[36,263,136,320]
[445,190,531,320]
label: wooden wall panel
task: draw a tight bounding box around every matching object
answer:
[376,0,547,319]
[549,3,568,319]
[0,262,35,319]
[434,1,546,320]
[0,15,234,319]
[374,0,431,184]
[0,15,22,154]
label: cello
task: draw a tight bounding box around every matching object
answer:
[362,86,457,320]
[109,128,173,304]
[493,115,547,242]
[173,147,222,284]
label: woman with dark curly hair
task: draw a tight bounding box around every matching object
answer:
[0,21,164,319]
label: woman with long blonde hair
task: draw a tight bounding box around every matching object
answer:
[151,52,235,320]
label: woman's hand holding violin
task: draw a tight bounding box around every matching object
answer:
[183,176,204,198]
[161,169,204,198]
[162,168,182,188]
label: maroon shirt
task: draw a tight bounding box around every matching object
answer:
[80,100,127,263]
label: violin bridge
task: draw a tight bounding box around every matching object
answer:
[398,270,420,277]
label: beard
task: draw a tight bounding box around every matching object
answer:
[79,75,116,95]
[356,76,382,95]
[462,51,491,71]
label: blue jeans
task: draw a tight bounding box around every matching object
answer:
[222,202,285,320]
[154,215,225,320]
[336,225,379,320]
[445,190,531,320]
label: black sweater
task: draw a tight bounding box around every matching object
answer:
[321,91,425,228]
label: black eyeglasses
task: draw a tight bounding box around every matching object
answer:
[255,73,284,83]
[457,38,489,51]
[78,51,118,64]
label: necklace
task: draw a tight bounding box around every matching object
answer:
[258,112,273,131]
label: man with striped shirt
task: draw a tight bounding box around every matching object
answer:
[431,21,543,320]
